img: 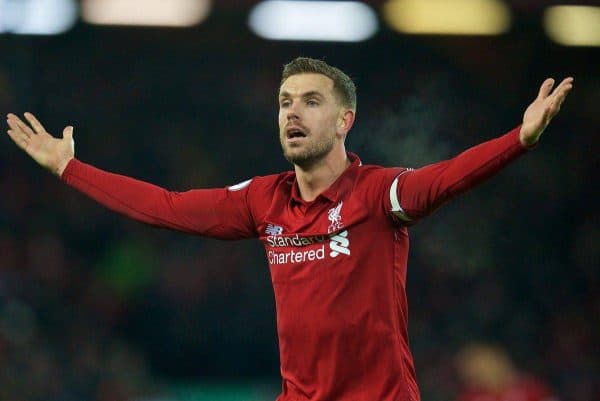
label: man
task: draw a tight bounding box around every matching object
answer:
[6,58,573,401]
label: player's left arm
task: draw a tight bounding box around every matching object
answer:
[388,77,574,223]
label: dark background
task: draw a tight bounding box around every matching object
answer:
[0,1,598,400]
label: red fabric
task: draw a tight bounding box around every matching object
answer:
[392,126,527,221]
[457,376,556,401]
[62,126,527,401]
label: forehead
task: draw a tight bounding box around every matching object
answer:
[279,73,334,97]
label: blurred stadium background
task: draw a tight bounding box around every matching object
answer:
[0,1,598,400]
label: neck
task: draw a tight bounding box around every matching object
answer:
[294,146,350,202]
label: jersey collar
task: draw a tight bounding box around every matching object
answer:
[290,152,362,204]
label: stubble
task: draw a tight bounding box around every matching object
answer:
[281,133,336,169]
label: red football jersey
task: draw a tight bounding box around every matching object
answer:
[61,127,527,401]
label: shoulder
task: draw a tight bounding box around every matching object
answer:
[238,172,295,226]
[227,171,293,192]
[228,172,295,211]
[355,163,408,189]
[349,163,414,221]
[245,171,294,193]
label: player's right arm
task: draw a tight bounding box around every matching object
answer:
[6,113,257,239]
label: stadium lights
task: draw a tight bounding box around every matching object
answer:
[81,0,211,27]
[248,1,378,42]
[0,0,78,35]
[544,5,600,47]
[382,0,511,36]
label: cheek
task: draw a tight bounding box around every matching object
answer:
[322,114,338,132]
[278,111,286,128]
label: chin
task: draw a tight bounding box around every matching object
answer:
[281,148,305,164]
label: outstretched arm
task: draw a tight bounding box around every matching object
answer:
[390,77,574,223]
[6,113,257,239]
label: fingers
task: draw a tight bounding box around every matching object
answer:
[6,128,30,151]
[537,78,555,100]
[6,114,32,150]
[538,76,574,100]
[551,77,574,102]
[24,112,47,134]
[7,113,35,138]
[548,77,574,115]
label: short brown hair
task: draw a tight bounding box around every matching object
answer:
[281,57,357,111]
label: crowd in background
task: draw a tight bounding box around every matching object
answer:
[0,17,597,401]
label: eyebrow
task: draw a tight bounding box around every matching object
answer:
[279,90,325,100]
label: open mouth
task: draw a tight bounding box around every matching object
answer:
[286,127,307,139]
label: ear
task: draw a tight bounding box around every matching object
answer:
[337,109,355,137]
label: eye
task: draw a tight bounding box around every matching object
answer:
[307,99,319,106]
[280,100,291,108]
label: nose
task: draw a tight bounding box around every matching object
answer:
[286,101,300,121]
[287,112,300,122]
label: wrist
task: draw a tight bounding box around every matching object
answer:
[519,128,540,148]
[56,156,74,177]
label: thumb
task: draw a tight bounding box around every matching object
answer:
[63,126,74,139]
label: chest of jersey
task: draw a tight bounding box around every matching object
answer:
[258,188,372,277]
[254,177,413,401]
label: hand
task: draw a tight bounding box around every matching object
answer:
[6,112,75,176]
[520,77,574,147]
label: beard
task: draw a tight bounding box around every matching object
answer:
[281,133,336,169]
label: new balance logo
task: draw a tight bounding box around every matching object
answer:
[329,230,350,257]
[265,224,284,235]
